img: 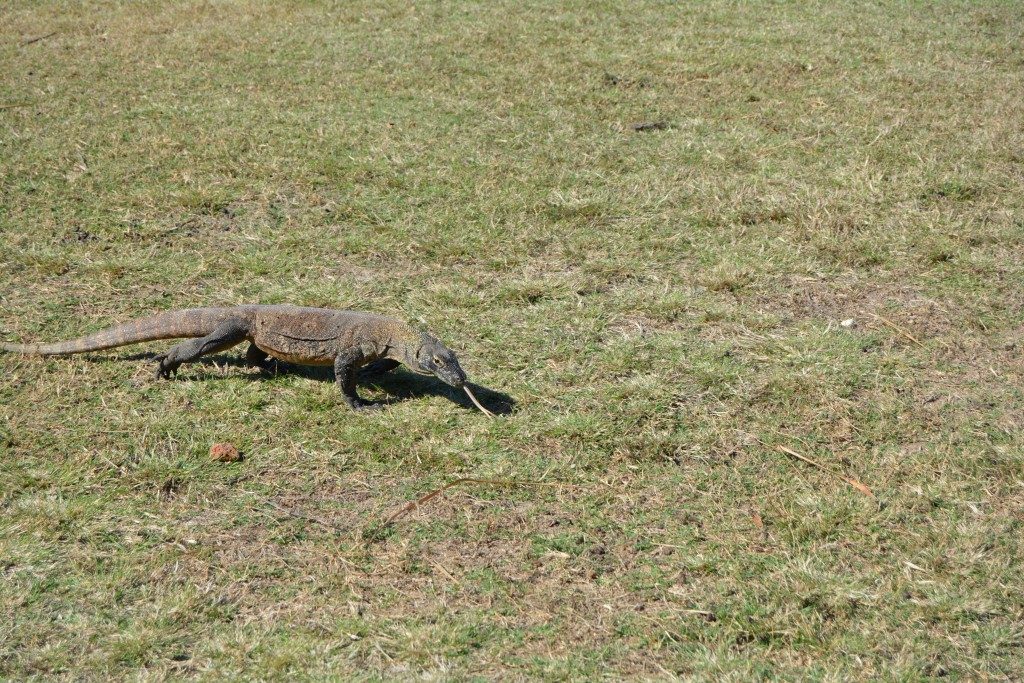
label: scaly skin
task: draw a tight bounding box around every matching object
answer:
[1,305,469,411]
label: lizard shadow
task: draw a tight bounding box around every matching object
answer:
[99,351,516,415]
[363,371,516,415]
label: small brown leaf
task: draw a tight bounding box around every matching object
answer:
[842,476,874,498]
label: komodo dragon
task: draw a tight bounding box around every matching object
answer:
[0,305,494,414]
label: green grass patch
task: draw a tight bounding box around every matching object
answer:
[2,0,1024,679]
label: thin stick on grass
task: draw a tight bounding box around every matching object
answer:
[864,312,925,349]
[265,499,349,533]
[21,31,57,46]
[383,477,546,527]
[463,384,496,417]
[776,445,874,498]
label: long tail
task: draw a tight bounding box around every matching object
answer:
[0,307,246,356]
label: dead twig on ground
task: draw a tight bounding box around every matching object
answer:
[21,31,57,46]
[383,477,551,527]
[864,312,926,349]
[776,445,874,498]
[265,499,349,534]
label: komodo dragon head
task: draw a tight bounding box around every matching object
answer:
[397,329,495,417]
[408,332,467,388]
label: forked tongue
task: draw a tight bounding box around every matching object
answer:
[463,385,496,418]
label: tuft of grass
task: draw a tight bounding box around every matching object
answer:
[921,180,979,202]
[2,0,1024,679]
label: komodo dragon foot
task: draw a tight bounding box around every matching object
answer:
[153,354,179,379]
[349,399,384,412]
[244,343,278,373]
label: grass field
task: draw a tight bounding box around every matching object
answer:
[2,0,1023,679]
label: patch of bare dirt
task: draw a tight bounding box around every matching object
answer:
[756,275,967,341]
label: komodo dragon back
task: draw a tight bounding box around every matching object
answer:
[0,307,244,355]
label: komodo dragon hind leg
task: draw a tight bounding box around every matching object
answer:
[154,319,250,379]
[244,342,276,372]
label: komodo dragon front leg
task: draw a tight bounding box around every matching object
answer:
[360,359,400,377]
[334,348,381,411]
[154,318,251,379]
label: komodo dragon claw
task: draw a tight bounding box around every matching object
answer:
[153,355,178,380]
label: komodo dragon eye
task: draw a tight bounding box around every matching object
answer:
[433,355,445,366]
